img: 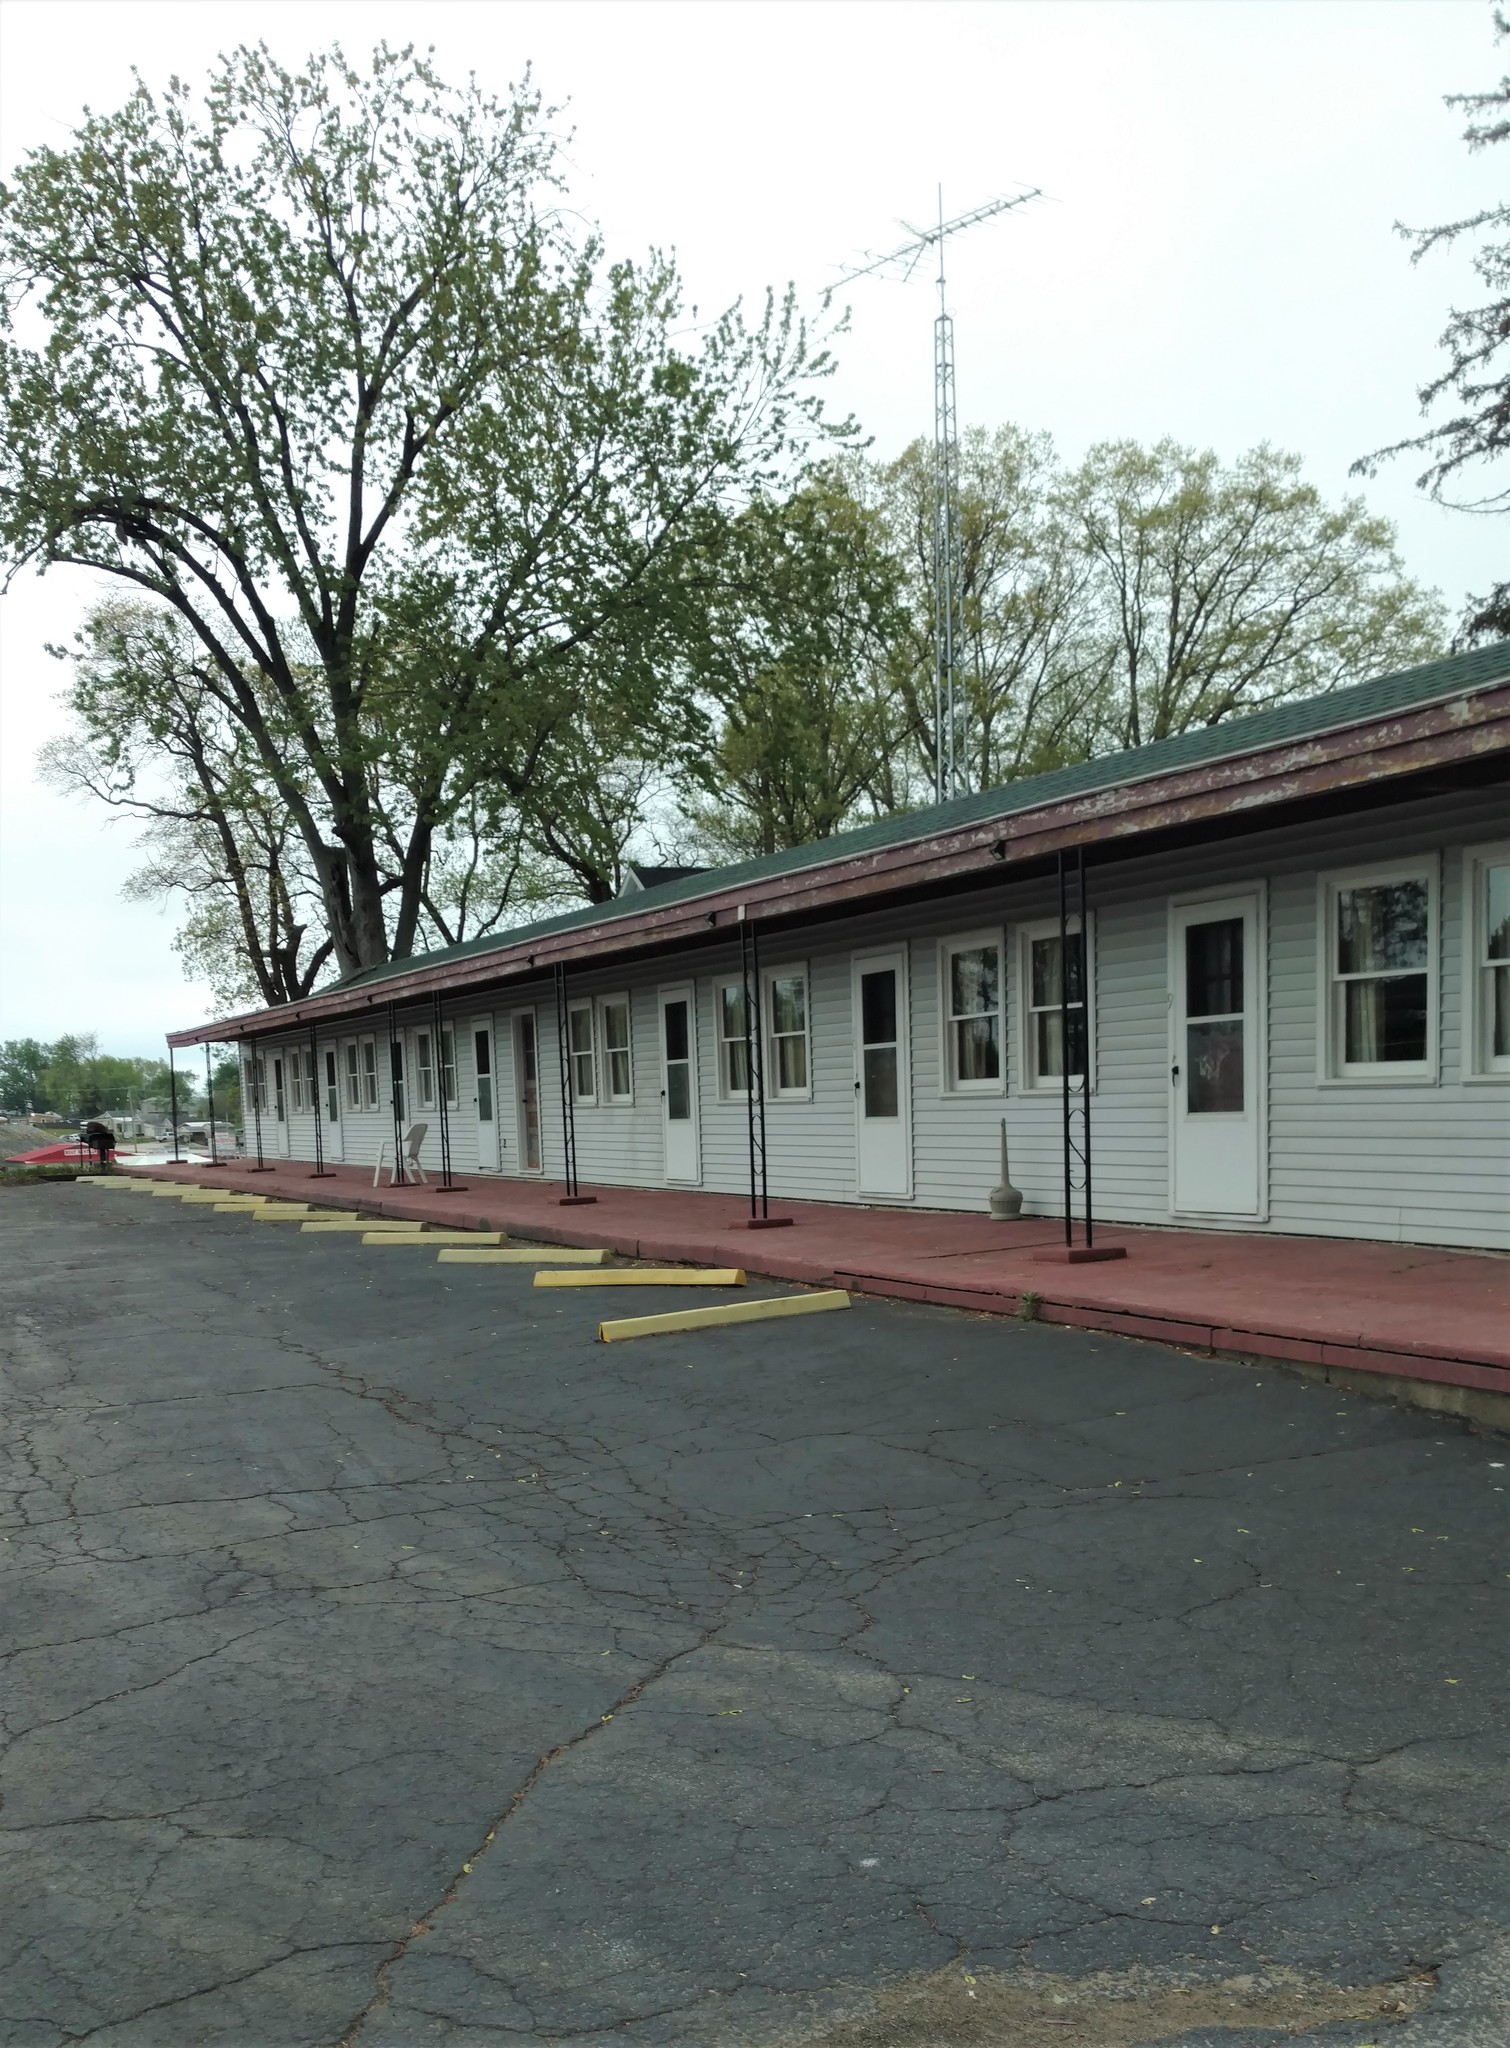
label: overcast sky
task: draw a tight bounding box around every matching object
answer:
[0,0,1501,1055]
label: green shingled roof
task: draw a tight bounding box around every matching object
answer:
[338,640,1509,995]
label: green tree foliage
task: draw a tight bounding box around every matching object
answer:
[0,43,840,976]
[686,466,909,859]
[1356,10,1510,639]
[872,433,1445,798]
[1065,439,1445,750]
[0,1036,171,1118]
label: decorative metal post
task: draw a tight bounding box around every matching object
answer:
[388,1002,407,1185]
[553,961,595,1204]
[205,1043,220,1167]
[245,1035,272,1171]
[168,1043,181,1164]
[740,915,789,1228]
[1053,845,1124,1265]
[308,1021,335,1178]
[430,990,466,1192]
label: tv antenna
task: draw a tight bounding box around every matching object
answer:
[839,187,1041,801]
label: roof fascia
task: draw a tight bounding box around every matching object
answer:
[169,678,1510,1047]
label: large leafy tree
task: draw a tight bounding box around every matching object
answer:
[1356,11,1510,639]
[686,467,908,858]
[1064,439,1446,750]
[0,43,838,977]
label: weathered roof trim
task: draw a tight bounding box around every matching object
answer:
[169,669,1510,1048]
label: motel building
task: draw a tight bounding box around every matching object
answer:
[170,647,1510,1258]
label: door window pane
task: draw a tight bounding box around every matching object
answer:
[861,969,897,1047]
[667,1064,691,1120]
[663,999,689,1064]
[1186,1019,1245,1113]
[862,1045,898,1118]
[324,1049,339,1121]
[1185,919,1244,1018]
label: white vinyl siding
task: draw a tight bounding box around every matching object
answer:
[243,785,1510,1251]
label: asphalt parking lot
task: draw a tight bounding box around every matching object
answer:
[1,1183,1506,2048]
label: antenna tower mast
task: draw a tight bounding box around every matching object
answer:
[841,187,1040,801]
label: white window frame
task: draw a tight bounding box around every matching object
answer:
[938,929,1006,1096]
[440,1024,458,1107]
[568,999,597,1105]
[343,1040,362,1112]
[763,963,812,1101]
[597,994,634,1105]
[288,1046,307,1114]
[1018,913,1097,1093]
[1317,857,1438,1084]
[717,981,752,1100]
[1463,841,1510,1081]
[412,1027,437,1111]
[360,1037,379,1111]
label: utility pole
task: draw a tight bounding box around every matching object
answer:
[840,187,1041,801]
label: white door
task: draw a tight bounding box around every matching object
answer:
[1170,892,1264,1217]
[320,1045,344,1162]
[514,1011,542,1172]
[658,986,701,1185]
[471,1016,500,1173]
[852,949,912,1197]
[271,1055,290,1156]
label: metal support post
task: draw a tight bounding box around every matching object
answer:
[168,1043,181,1163]
[205,1043,221,1167]
[245,1036,272,1170]
[739,916,790,1229]
[553,962,595,1204]
[1049,845,1124,1265]
[430,991,467,1191]
[308,1021,335,1177]
[388,1002,407,1185]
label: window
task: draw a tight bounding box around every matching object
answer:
[360,1038,379,1110]
[247,1058,265,1114]
[568,1001,596,1103]
[599,996,632,1103]
[1466,843,1510,1078]
[940,932,1003,1093]
[390,1040,406,1123]
[765,966,810,1097]
[414,1029,437,1110]
[288,1047,307,1114]
[1321,862,1436,1080]
[344,1041,361,1112]
[719,983,751,1097]
[1020,916,1094,1090]
[440,1025,458,1106]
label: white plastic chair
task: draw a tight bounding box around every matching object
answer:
[374,1122,429,1186]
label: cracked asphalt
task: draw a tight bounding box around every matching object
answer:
[1,1183,1507,2048]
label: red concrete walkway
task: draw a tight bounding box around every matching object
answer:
[122,1158,1510,1404]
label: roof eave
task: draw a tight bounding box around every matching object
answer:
[169,677,1510,1048]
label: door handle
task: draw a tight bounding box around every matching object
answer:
[854,1079,861,1091]
[1171,1063,1180,1086]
